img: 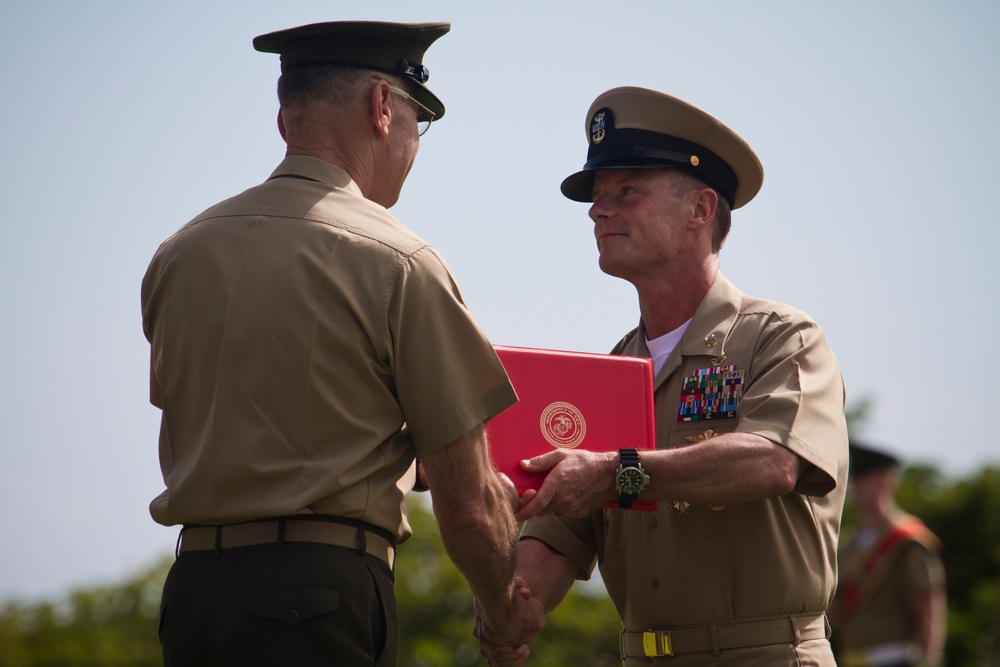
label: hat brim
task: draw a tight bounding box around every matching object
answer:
[561,87,764,208]
[397,80,445,121]
[254,20,449,120]
[561,164,679,203]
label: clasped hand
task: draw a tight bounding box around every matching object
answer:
[515,448,617,521]
[474,577,544,666]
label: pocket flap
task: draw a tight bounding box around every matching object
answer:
[247,586,340,626]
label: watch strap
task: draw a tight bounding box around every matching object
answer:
[620,448,640,469]
[617,448,641,509]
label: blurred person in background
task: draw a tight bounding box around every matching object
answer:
[829,441,947,667]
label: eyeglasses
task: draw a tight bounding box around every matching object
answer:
[371,79,436,137]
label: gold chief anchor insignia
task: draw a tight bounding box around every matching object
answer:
[672,429,728,513]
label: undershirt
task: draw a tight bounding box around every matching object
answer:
[645,319,691,376]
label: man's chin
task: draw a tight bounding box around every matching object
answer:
[598,256,625,279]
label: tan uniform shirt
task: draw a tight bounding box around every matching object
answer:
[831,511,945,663]
[142,155,516,542]
[521,274,848,664]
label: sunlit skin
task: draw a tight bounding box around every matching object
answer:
[372,81,422,207]
[588,169,720,338]
[590,169,696,280]
[276,78,422,209]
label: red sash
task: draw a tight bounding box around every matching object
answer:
[838,517,933,619]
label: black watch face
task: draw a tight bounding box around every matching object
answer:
[618,468,645,494]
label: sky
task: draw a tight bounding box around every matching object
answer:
[1,1,998,602]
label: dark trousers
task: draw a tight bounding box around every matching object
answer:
[160,542,397,666]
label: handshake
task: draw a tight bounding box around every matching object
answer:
[472,448,618,664]
[472,575,544,665]
[419,433,619,665]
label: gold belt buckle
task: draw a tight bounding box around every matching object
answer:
[643,630,674,657]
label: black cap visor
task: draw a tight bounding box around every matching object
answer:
[561,129,737,205]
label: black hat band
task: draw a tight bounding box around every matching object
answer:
[281,55,429,89]
[586,128,737,207]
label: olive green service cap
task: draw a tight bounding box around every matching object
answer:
[253,21,450,119]
[849,441,901,476]
[561,87,764,209]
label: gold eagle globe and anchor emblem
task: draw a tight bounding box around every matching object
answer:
[540,402,587,449]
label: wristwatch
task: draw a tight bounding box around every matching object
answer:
[615,448,650,509]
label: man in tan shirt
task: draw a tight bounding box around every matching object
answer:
[479,87,849,665]
[829,442,947,667]
[142,21,542,666]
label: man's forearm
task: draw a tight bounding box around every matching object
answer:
[432,478,519,615]
[420,425,520,621]
[516,537,578,614]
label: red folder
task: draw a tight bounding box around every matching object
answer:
[487,345,657,511]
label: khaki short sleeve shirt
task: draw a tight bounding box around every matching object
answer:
[142,156,516,541]
[522,274,848,639]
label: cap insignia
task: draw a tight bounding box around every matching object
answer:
[399,58,429,83]
[590,108,610,145]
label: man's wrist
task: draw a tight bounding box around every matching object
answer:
[608,451,620,502]
[615,448,650,509]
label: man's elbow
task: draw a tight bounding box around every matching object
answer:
[436,501,487,534]
[767,455,804,496]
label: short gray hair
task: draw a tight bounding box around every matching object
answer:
[276,64,372,108]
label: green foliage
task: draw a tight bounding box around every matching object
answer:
[843,397,1000,664]
[1,469,997,666]
[528,581,622,666]
[0,557,170,667]
[396,495,622,666]
[844,393,875,441]
[892,465,1000,666]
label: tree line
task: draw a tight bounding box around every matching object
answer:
[1,464,997,666]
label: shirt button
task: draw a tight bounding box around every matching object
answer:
[651,578,659,588]
[649,517,658,528]
[289,609,300,621]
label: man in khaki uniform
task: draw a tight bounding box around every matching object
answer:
[142,21,542,666]
[829,442,947,667]
[478,87,848,665]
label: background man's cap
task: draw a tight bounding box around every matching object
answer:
[561,86,764,209]
[253,21,450,119]
[849,441,901,476]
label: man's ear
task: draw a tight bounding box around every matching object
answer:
[368,79,393,137]
[689,187,719,231]
[277,108,287,143]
